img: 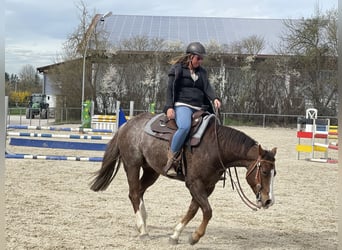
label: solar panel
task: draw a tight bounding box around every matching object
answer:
[97,14,287,54]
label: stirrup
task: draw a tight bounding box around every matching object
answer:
[163,150,182,177]
[163,157,178,176]
[165,166,178,177]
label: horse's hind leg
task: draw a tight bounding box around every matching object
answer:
[125,163,159,238]
[137,167,160,232]
[124,162,147,237]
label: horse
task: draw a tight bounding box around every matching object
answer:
[90,112,277,245]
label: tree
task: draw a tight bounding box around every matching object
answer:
[5,72,19,95]
[281,7,338,115]
[230,35,265,55]
[206,36,267,113]
[49,0,111,116]
[95,37,169,112]
[5,68,38,106]
[98,65,127,113]
[18,64,42,92]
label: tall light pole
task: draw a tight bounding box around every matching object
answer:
[81,12,112,123]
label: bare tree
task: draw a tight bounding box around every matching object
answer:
[49,0,113,116]
[281,6,338,115]
[18,64,42,92]
[49,0,93,109]
[164,41,184,52]
[98,65,127,113]
[230,35,265,55]
[96,37,168,111]
[206,40,224,54]
[325,9,338,56]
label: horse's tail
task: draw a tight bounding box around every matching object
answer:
[90,131,121,192]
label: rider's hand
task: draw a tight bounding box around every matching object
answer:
[214,99,221,109]
[167,108,175,120]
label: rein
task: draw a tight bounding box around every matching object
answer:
[234,158,274,211]
[232,167,259,211]
[213,115,234,190]
[213,116,273,211]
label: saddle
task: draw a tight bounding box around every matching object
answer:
[144,110,217,180]
[144,110,216,147]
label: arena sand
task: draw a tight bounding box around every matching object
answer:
[5,126,338,249]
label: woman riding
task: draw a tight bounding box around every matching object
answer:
[163,42,221,177]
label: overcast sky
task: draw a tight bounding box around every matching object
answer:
[5,0,337,76]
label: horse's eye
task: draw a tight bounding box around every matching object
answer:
[261,170,269,176]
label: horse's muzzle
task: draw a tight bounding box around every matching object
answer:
[256,193,274,209]
[264,199,273,208]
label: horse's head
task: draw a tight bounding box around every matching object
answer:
[245,145,277,209]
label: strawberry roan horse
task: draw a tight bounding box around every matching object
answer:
[90,112,277,245]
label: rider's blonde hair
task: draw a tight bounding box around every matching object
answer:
[169,53,191,65]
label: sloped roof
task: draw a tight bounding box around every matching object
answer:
[98,14,289,54]
[38,15,291,72]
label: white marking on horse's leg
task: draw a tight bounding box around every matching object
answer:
[139,199,147,223]
[135,210,148,236]
[135,199,148,236]
[170,222,186,241]
[268,169,275,205]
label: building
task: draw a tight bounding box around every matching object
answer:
[37,14,337,118]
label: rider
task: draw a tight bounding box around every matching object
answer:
[163,42,221,177]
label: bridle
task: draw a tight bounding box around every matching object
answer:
[246,156,275,193]
[223,156,274,211]
[213,115,275,211]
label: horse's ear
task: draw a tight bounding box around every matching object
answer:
[258,144,265,156]
[271,147,277,156]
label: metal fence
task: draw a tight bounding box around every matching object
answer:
[221,112,338,128]
[6,107,337,128]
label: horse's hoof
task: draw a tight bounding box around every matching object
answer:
[169,237,178,245]
[139,234,150,240]
[188,234,199,245]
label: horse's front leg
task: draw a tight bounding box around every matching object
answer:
[189,203,212,245]
[187,183,215,245]
[169,199,199,245]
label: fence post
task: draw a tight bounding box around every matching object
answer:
[116,101,121,131]
[5,96,8,128]
[129,101,134,118]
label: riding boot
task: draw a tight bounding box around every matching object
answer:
[163,150,181,177]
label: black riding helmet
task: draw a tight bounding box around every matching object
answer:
[186,42,206,57]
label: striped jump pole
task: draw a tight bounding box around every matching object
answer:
[9,138,107,151]
[6,125,114,134]
[5,153,103,162]
[6,127,111,161]
[314,142,338,151]
[6,131,112,140]
[328,125,338,139]
[307,158,338,164]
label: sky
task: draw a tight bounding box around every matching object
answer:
[5,0,338,76]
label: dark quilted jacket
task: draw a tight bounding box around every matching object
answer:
[163,63,218,114]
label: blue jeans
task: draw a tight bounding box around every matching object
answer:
[170,106,195,153]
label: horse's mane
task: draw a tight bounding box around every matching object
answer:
[217,125,257,156]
